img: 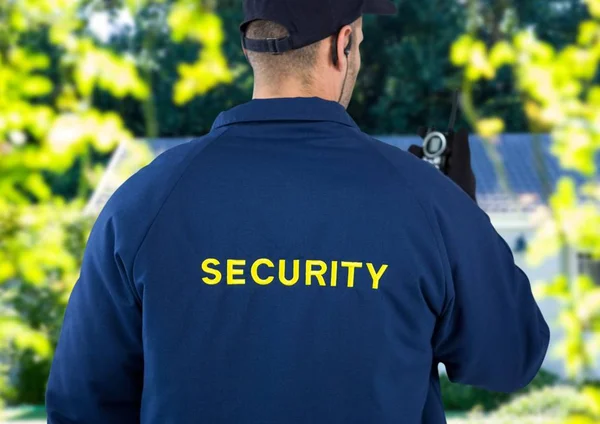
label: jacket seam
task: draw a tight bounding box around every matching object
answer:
[129,127,232,305]
[356,132,451,316]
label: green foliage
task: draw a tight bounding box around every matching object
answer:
[97,0,569,138]
[441,369,559,412]
[0,0,227,407]
[494,385,588,418]
[452,1,600,422]
[0,0,595,411]
[97,2,250,138]
[451,384,600,424]
[564,384,600,424]
[470,383,600,424]
[0,201,93,404]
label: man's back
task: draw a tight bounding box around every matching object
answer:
[46,98,549,424]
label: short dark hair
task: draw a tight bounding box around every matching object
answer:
[245,20,323,86]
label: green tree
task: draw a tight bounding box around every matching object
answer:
[83,0,584,139]
[349,0,580,135]
[450,0,600,421]
[96,1,249,138]
[0,0,230,405]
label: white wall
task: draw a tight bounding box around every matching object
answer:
[495,224,566,379]
[492,215,600,380]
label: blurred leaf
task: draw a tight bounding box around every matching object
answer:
[0,261,17,282]
[168,4,232,104]
[551,178,577,211]
[476,117,505,138]
[566,416,596,424]
[23,174,51,201]
[582,182,600,200]
[21,76,53,97]
[559,46,597,81]
[536,275,569,300]
[0,317,51,358]
[577,20,600,45]
[46,111,133,169]
[466,41,495,81]
[495,385,586,420]
[576,288,600,323]
[581,386,600,415]
[585,0,600,18]
[489,41,516,68]
[174,48,233,104]
[526,218,561,267]
[450,34,475,66]
[74,41,149,99]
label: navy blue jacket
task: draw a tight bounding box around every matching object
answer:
[46,97,550,424]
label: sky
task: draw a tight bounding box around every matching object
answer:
[88,10,134,43]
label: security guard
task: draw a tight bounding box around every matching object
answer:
[46,0,550,423]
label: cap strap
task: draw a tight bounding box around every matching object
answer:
[241,36,293,54]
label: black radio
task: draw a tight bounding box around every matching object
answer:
[419,90,460,174]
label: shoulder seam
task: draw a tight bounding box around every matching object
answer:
[358,134,449,314]
[129,127,231,305]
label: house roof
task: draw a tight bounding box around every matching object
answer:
[378,133,596,216]
[84,134,597,220]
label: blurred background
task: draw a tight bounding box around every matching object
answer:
[1,0,600,422]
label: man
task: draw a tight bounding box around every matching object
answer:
[46,0,550,423]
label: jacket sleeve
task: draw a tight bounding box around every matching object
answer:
[46,211,143,423]
[429,185,550,393]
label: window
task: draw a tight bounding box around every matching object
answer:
[577,252,600,285]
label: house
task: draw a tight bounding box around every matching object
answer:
[85,133,600,379]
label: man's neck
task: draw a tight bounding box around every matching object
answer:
[253,82,337,103]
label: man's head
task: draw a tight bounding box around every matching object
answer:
[244,18,363,108]
[241,0,396,109]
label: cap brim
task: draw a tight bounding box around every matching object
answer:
[363,0,397,15]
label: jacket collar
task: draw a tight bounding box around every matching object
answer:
[211,97,359,131]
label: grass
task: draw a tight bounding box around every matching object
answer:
[0,407,559,423]
[1,406,46,422]
[1,407,469,422]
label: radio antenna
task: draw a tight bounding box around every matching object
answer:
[448,90,460,131]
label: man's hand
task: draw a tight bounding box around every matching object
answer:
[409,127,477,202]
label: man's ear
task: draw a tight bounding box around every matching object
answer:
[332,26,353,69]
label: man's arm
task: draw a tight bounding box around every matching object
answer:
[44,136,214,422]
[429,186,550,393]
[408,127,549,391]
[46,212,143,423]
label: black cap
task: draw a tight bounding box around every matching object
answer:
[241,0,397,54]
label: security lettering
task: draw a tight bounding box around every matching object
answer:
[201,258,388,290]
